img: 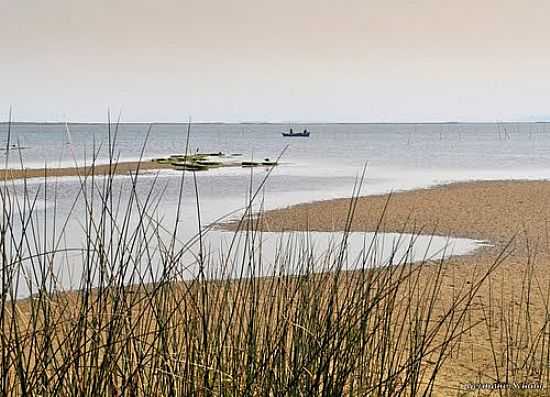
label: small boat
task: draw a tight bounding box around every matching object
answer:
[282,128,310,137]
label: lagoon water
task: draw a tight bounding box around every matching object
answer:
[11,230,483,298]
[0,122,547,293]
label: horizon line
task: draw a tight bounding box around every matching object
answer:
[1,120,549,125]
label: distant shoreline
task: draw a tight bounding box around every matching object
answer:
[1,121,549,125]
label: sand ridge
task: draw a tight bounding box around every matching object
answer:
[249,180,550,257]
[0,160,171,181]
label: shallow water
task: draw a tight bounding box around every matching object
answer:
[183,230,483,279]
[10,229,484,298]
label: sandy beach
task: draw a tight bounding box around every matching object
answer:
[226,179,550,391]
[0,160,171,181]
[6,168,550,393]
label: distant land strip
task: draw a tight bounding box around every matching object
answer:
[0,161,170,181]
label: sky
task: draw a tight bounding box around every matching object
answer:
[2,0,550,122]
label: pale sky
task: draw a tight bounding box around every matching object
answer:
[2,0,550,122]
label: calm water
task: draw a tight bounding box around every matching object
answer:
[2,122,550,220]
[11,230,483,298]
[0,122,545,293]
[2,122,550,231]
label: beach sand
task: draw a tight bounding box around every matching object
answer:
[227,180,550,392]
[0,160,171,181]
[250,180,550,256]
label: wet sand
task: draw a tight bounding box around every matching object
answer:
[0,160,171,181]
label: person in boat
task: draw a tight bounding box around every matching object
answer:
[303,129,308,134]
[289,128,293,135]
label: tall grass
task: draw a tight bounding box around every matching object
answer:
[0,121,515,395]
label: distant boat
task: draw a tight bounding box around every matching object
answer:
[282,128,310,137]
